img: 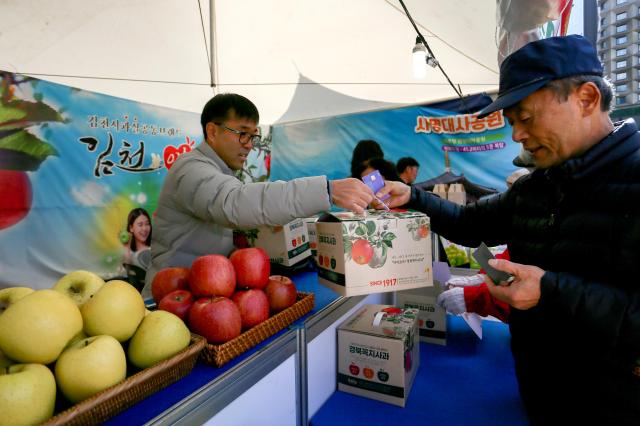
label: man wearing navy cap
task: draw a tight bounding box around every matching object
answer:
[376,35,640,425]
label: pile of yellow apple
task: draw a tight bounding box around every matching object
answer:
[0,271,191,426]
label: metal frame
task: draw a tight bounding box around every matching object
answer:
[145,295,366,425]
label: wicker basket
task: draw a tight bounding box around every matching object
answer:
[42,334,206,426]
[200,291,314,367]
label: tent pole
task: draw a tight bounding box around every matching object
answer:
[209,0,218,92]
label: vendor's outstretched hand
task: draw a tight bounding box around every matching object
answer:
[372,181,411,209]
[485,258,544,310]
[329,178,374,214]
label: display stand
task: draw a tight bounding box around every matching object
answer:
[101,261,526,425]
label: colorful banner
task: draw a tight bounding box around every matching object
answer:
[269,104,521,192]
[0,71,203,288]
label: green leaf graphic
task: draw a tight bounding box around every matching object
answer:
[0,129,58,161]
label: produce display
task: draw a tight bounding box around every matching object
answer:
[0,272,192,426]
[153,247,300,345]
[0,248,309,424]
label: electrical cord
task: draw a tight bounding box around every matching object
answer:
[397,0,471,113]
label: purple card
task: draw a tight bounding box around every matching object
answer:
[362,170,390,200]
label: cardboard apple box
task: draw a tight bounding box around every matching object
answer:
[337,304,420,407]
[250,219,311,267]
[315,210,433,297]
[447,183,467,205]
[395,286,447,345]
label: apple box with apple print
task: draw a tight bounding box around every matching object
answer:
[315,209,433,297]
[395,286,447,345]
[337,304,420,407]
[245,218,311,267]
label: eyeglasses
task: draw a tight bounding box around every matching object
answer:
[214,122,261,145]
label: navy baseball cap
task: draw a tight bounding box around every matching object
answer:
[477,35,604,118]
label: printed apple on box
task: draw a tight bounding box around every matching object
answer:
[243,219,311,267]
[315,210,433,297]
[395,286,447,345]
[337,304,420,407]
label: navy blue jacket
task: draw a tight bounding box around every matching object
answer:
[408,120,640,425]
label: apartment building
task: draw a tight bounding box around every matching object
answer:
[598,0,640,121]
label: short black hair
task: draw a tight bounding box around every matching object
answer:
[363,157,401,182]
[350,139,384,178]
[396,157,420,174]
[200,93,259,139]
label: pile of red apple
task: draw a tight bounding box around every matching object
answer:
[152,248,298,345]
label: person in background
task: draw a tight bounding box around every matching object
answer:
[360,157,401,182]
[396,156,420,184]
[350,139,384,178]
[374,35,640,425]
[122,207,152,270]
[436,168,531,323]
[146,93,374,297]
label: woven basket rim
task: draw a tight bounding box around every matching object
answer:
[200,291,314,367]
[42,334,206,425]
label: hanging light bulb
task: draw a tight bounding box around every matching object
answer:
[412,36,427,79]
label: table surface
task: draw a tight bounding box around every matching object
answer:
[311,316,529,426]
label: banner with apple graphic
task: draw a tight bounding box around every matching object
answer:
[0,71,269,290]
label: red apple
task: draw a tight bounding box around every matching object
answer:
[351,239,373,265]
[232,289,270,329]
[151,267,190,304]
[158,289,194,321]
[189,297,242,344]
[264,275,297,313]
[0,169,32,230]
[189,254,236,297]
[229,247,270,289]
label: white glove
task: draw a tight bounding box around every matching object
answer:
[446,274,484,287]
[436,287,466,315]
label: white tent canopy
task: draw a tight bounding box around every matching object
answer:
[0,0,500,124]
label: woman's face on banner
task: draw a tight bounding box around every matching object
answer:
[130,214,151,246]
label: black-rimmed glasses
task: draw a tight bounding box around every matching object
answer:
[214,122,261,145]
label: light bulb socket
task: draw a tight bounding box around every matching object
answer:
[412,37,426,54]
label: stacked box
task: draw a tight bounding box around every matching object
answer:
[249,219,311,267]
[395,286,447,345]
[337,304,420,407]
[316,210,433,297]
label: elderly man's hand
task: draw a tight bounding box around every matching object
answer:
[371,181,411,209]
[485,258,544,310]
[329,178,374,214]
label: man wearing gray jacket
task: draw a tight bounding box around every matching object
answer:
[144,93,374,297]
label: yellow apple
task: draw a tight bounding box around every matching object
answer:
[128,310,191,369]
[0,290,83,364]
[0,287,34,315]
[55,335,126,403]
[53,270,105,306]
[0,363,57,426]
[81,280,145,342]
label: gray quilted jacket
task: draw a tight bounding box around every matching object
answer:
[144,142,330,297]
